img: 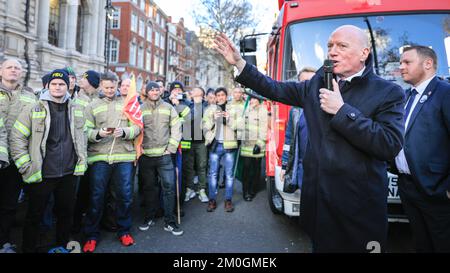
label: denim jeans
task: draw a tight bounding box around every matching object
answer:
[208,143,236,201]
[138,154,176,225]
[83,162,134,240]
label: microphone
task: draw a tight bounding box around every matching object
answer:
[323,59,334,91]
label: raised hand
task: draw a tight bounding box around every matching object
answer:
[213,33,245,67]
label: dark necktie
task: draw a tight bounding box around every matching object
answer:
[404,89,418,122]
[338,80,347,91]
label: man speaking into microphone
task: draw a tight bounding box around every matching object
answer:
[214,25,405,252]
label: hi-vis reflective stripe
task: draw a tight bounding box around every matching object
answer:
[168,138,178,146]
[0,146,7,155]
[223,141,238,149]
[87,153,136,164]
[15,154,31,168]
[180,107,190,118]
[14,121,31,137]
[241,146,264,157]
[115,104,123,111]
[180,141,191,149]
[0,94,6,101]
[158,109,171,116]
[84,119,95,129]
[74,99,88,107]
[74,110,84,118]
[93,105,107,115]
[256,139,266,146]
[0,118,4,127]
[74,163,87,173]
[24,171,42,183]
[128,127,135,139]
[170,116,180,126]
[143,147,165,155]
[142,110,152,116]
[32,111,46,119]
[19,96,35,104]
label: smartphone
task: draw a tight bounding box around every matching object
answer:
[106,127,115,133]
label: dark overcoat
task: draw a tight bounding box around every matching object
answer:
[236,56,405,252]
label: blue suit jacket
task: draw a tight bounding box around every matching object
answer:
[403,77,450,200]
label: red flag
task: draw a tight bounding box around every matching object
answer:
[122,76,144,159]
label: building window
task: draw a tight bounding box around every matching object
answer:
[131,13,138,32]
[159,55,164,75]
[156,12,160,24]
[132,0,138,5]
[185,60,192,69]
[48,0,60,46]
[145,50,151,71]
[146,24,152,42]
[184,76,190,87]
[112,8,120,29]
[140,0,145,11]
[76,1,86,52]
[160,34,165,50]
[110,39,119,63]
[138,46,144,68]
[139,18,145,37]
[160,18,165,28]
[155,32,160,48]
[129,42,137,66]
[153,53,159,73]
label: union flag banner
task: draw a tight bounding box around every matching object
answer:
[123,75,144,159]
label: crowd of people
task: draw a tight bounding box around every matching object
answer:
[0,61,270,253]
[0,23,449,254]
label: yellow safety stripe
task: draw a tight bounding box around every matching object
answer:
[158,109,171,116]
[0,146,7,154]
[143,147,165,155]
[24,171,42,183]
[223,141,238,149]
[168,138,179,146]
[84,119,95,129]
[74,110,84,118]
[142,110,152,116]
[128,127,134,139]
[170,116,180,126]
[32,111,46,119]
[15,154,31,168]
[93,105,107,116]
[74,163,87,173]
[180,107,190,118]
[0,118,4,127]
[13,121,31,137]
[74,99,88,107]
[115,104,123,111]
[87,153,136,164]
[180,141,191,149]
[19,96,35,104]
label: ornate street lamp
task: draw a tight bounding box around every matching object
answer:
[104,0,116,72]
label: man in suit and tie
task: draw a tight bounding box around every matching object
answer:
[395,45,450,252]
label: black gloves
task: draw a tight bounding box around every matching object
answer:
[252,145,261,155]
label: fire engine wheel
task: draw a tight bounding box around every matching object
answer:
[266,176,283,215]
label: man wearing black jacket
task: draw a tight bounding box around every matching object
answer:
[182,87,209,203]
[214,25,405,252]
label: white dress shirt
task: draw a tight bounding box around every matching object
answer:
[395,75,435,174]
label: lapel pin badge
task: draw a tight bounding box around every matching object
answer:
[419,95,428,103]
